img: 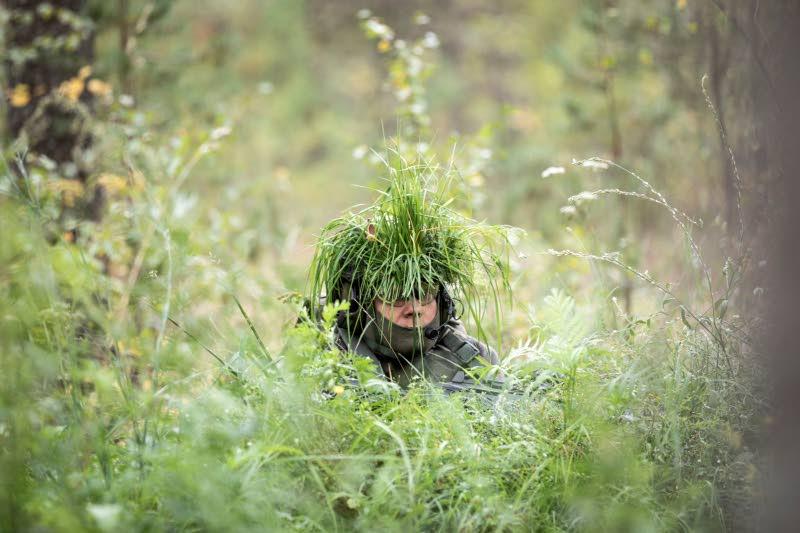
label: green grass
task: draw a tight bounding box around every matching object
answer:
[0,166,761,530]
[0,7,764,531]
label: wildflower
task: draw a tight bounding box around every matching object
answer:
[365,19,394,40]
[87,78,112,97]
[119,94,135,107]
[58,76,85,102]
[476,148,492,160]
[407,56,423,76]
[573,158,609,170]
[468,173,485,187]
[210,125,232,140]
[49,178,85,206]
[97,173,127,194]
[258,81,274,95]
[570,191,598,203]
[423,32,440,49]
[541,166,565,178]
[395,86,411,101]
[352,145,368,160]
[9,84,30,107]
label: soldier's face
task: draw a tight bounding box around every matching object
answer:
[374,294,438,329]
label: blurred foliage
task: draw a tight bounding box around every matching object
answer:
[0,0,770,530]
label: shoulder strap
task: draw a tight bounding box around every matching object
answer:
[438,324,482,365]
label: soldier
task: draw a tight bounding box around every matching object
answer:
[306,157,514,393]
[326,270,498,390]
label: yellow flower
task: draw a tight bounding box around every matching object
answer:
[97,173,127,193]
[377,39,391,53]
[78,65,92,80]
[58,77,85,102]
[49,178,85,206]
[9,84,31,107]
[87,78,112,97]
[332,385,345,395]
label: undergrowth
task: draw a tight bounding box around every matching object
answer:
[0,11,763,533]
[0,162,761,530]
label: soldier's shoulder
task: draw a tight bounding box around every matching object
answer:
[440,319,499,365]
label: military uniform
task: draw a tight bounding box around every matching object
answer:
[335,312,498,390]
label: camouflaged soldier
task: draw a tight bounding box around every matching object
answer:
[306,157,512,392]
[326,271,499,390]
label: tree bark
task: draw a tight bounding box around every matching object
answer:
[3,0,101,219]
[757,3,800,532]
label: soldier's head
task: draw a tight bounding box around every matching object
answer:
[307,153,514,353]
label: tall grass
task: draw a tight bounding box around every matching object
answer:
[0,145,761,531]
[0,11,763,532]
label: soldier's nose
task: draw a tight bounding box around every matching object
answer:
[403,304,421,318]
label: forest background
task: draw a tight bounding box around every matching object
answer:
[3,1,798,531]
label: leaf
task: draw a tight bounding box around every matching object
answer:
[679,306,692,329]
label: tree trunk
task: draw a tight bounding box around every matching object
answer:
[3,0,102,220]
[755,2,800,532]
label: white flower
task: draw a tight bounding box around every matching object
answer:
[559,205,577,215]
[577,159,609,170]
[357,9,371,19]
[541,166,565,178]
[119,94,134,107]
[172,193,197,219]
[423,31,440,49]
[365,19,393,40]
[414,13,431,25]
[468,173,484,187]
[407,56,423,76]
[476,148,492,160]
[410,102,426,115]
[210,125,232,140]
[258,81,274,95]
[570,191,598,202]
[395,86,411,101]
[352,145,368,160]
